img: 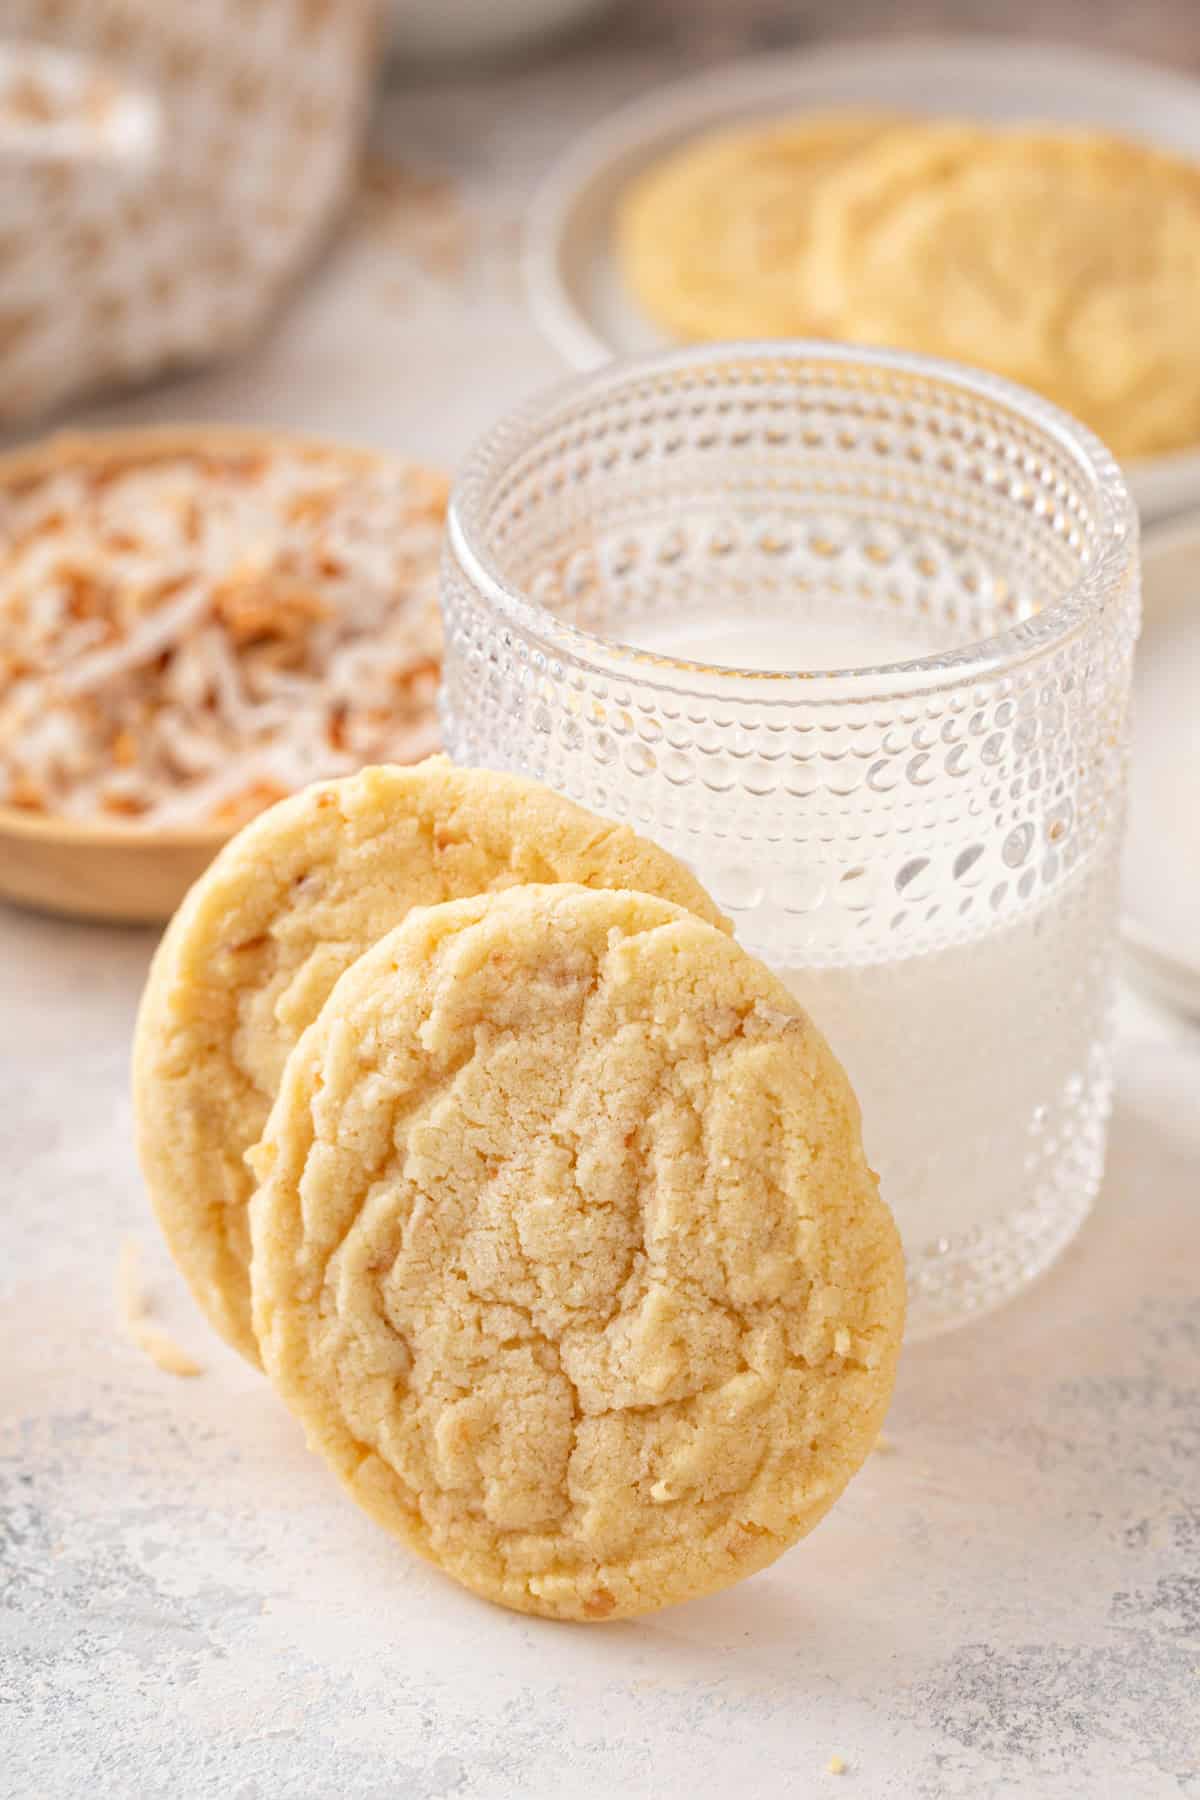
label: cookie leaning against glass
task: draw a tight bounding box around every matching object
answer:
[132,759,730,1365]
[248,883,905,1620]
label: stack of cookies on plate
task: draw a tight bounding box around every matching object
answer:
[133,758,905,1620]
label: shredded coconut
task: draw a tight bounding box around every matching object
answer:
[0,65,119,138]
[0,441,448,826]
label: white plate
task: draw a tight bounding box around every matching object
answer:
[1122,512,1200,1018]
[526,36,1200,524]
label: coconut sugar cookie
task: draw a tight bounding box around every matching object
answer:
[248,884,905,1621]
[133,760,727,1365]
[619,112,1200,458]
[617,113,898,343]
[805,121,1200,458]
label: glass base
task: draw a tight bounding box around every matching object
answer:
[904,1065,1113,1340]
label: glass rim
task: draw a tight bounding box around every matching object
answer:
[446,340,1138,700]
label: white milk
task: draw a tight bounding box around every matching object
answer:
[633,600,948,672]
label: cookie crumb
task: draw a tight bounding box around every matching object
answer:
[355,155,473,288]
[117,1238,203,1378]
[873,1431,895,1454]
[827,1753,847,1775]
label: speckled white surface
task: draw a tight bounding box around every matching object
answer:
[4,21,1200,1799]
[4,909,1199,1800]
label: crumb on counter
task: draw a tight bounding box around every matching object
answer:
[117,1237,204,1378]
[356,155,473,284]
[827,1753,847,1775]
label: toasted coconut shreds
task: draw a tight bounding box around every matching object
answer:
[0,446,449,827]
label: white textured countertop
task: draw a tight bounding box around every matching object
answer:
[4,907,1199,1799]
[4,21,1200,1799]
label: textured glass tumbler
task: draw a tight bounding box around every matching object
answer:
[439,344,1139,1338]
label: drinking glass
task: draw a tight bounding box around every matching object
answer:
[439,343,1139,1338]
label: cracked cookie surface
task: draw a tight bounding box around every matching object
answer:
[132,760,727,1365]
[248,884,905,1620]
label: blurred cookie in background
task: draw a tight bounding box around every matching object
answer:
[618,112,898,342]
[617,110,1200,459]
[804,119,1200,459]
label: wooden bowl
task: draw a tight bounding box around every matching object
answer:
[0,423,430,924]
[0,807,227,923]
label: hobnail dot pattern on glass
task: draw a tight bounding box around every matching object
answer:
[441,591,1129,967]
[441,347,1137,1339]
